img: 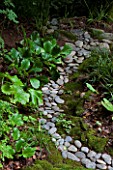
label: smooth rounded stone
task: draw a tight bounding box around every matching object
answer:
[51,117,57,122]
[74,140,82,148]
[50,90,58,94]
[56,78,64,86]
[97,159,106,165]
[68,63,77,67]
[65,136,73,142]
[57,66,64,72]
[102,153,112,165]
[64,142,71,147]
[84,32,91,39]
[99,42,110,50]
[42,124,50,130]
[50,25,58,30]
[51,83,59,89]
[58,90,64,95]
[75,40,83,48]
[81,158,91,165]
[68,145,77,152]
[54,96,64,104]
[39,118,47,124]
[102,39,113,44]
[52,105,60,111]
[57,138,65,145]
[75,47,80,52]
[45,109,55,114]
[52,133,61,139]
[46,29,54,34]
[43,110,48,116]
[112,159,113,166]
[58,145,66,151]
[81,147,89,153]
[48,127,57,135]
[65,68,73,74]
[45,102,52,107]
[76,57,84,64]
[54,112,60,116]
[51,102,57,106]
[67,152,80,161]
[52,138,56,142]
[43,97,49,102]
[90,42,97,46]
[64,77,69,83]
[64,57,73,63]
[77,51,83,56]
[96,164,107,169]
[42,87,49,91]
[95,153,102,159]
[62,151,68,159]
[83,44,90,50]
[87,150,97,161]
[108,166,113,170]
[47,114,53,118]
[75,151,86,159]
[38,107,44,112]
[86,162,96,169]
[46,122,55,127]
[51,18,58,26]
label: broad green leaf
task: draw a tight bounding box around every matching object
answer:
[101,98,113,112]
[30,78,40,89]
[12,127,20,140]
[10,48,20,60]
[21,59,30,70]
[28,116,36,122]
[22,147,36,158]
[43,41,53,53]
[60,44,72,55]
[5,73,23,86]
[15,139,25,152]
[8,113,24,126]
[2,145,15,159]
[29,67,42,73]
[23,116,29,121]
[28,89,43,105]
[42,52,52,60]
[1,84,12,95]
[86,83,99,94]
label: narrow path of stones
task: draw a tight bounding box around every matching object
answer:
[38,29,113,170]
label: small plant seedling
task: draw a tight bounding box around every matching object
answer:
[86,83,99,94]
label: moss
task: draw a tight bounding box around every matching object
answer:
[87,130,108,152]
[58,30,78,41]
[35,160,53,170]
[23,163,43,170]
[89,28,104,40]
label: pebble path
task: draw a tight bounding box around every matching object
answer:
[38,28,113,170]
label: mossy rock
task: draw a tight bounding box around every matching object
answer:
[58,30,78,41]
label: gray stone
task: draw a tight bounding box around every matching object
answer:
[51,18,58,26]
[57,66,64,72]
[81,158,91,165]
[45,102,52,107]
[50,90,58,94]
[58,90,64,95]
[54,96,64,104]
[108,166,113,170]
[68,145,77,152]
[52,133,61,139]
[112,159,113,166]
[75,40,83,48]
[99,42,110,50]
[47,114,53,118]
[39,118,47,124]
[75,151,86,159]
[62,151,68,159]
[65,136,73,142]
[87,150,96,161]
[52,105,59,111]
[95,153,102,160]
[97,159,106,165]
[51,83,59,89]
[56,78,64,86]
[102,153,112,165]
[96,164,107,169]
[58,145,66,151]
[46,122,55,127]
[86,162,96,169]
[81,147,89,153]
[64,142,71,147]
[46,110,55,114]
[42,124,50,130]
[74,140,82,148]
[51,117,57,122]
[67,152,80,161]
[43,110,48,115]
[48,127,57,135]
[57,138,64,145]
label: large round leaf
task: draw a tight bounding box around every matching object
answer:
[30,78,40,89]
[21,59,30,70]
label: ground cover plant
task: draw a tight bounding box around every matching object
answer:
[0,31,72,168]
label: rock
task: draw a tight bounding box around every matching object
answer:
[54,96,64,104]
[75,40,83,48]
[67,152,80,161]
[65,42,76,50]
[56,78,64,86]
[62,151,68,159]
[46,122,55,127]
[52,133,61,139]
[65,136,73,142]
[102,153,112,165]
[51,83,59,89]
[76,57,84,63]
[48,127,57,135]
[47,114,53,118]
[108,166,113,170]
[45,110,55,114]
[87,150,97,161]
[45,102,52,107]
[68,145,77,152]
[75,151,86,159]
[74,140,82,148]
[57,138,64,145]
[81,158,91,165]
[99,42,110,50]
[39,118,47,124]
[58,145,66,151]
[42,124,50,130]
[86,162,96,169]
[47,29,54,34]
[58,90,64,95]
[96,164,107,169]
[43,110,48,115]
[97,159,106,165]
[81,147,89,153]
[57,66,64,72]
[64,142,71,147]
[51,18,58,26]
